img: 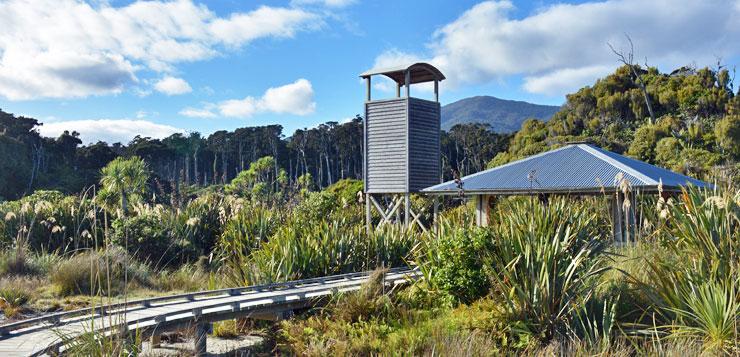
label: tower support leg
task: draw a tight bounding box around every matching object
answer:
[365,192,372,234]
[404,193,410,228]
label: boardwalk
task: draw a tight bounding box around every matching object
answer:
[0,268,419,356]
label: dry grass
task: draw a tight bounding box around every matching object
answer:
[0,276,40,318]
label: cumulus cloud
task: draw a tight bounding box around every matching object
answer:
[179,107,217,118]
[291,0,356,8]
[373,0,740,97]
[217,79,316,118]
[154,76,192,95]
[0,0,320,100]
[38,119,184,144]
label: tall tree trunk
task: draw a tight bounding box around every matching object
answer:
[121,190,129,216]
[325,154,333,186]
[213,152,218,185]
[221,150,227,184]
[193,148,200,187]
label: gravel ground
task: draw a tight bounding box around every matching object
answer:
[141,335,265,356]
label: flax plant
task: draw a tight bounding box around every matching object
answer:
[634,187,739,352]
[486,197,611,343]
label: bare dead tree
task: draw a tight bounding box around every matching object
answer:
[608,34,656,125]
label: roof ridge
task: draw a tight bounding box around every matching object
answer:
[577,144,658,185]
[423,144,576,191]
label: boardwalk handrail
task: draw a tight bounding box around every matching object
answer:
[0,267,413,336]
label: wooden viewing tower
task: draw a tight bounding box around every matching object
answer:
[360,63,445,231]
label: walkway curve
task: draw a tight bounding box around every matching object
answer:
[0,268,420,356]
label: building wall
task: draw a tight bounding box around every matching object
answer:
[365,97,440,193]
[366,98,407,193]
[408,97,440,191]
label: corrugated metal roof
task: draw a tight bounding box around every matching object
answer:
[422,143,709,195]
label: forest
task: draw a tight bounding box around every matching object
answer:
[0,63,738,356]
[0,113,508,202]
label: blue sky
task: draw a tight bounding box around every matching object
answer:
[0,0,738,144]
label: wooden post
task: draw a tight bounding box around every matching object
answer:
[396,82,401,98]
[194,322,210,356]
[365,193,372,234]
[405,70,411,98]
[433,196,439,230]
[404,193,410,227]
[365,77,371,101]
[150,334,161,348]
[434,80,439,102]
[611,193,624,244]
[475,195,490,227]
[395,196,402,224]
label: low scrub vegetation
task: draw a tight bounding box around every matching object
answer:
[0,153,737,356]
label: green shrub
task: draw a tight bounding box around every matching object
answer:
[420,223,492,304]
[212,320,243,339]
[325,179,363,207]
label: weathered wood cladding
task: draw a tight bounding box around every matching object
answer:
[408,97,441,191]
[365,97,440,193]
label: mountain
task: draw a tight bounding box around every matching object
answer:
[441,96,561,133]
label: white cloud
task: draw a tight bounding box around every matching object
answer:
[180,107,217,118]
[38,119,184,144]
[0,0,320,100]
[368,49,434,93]
[217,79,316,118]
[374,0,740,97]
[523,65,613,96]
[154,76,192,95]
[291,0,356,8]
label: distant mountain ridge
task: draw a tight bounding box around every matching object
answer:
[441,96,560,133]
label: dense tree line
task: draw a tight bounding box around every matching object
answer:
[0,112,507,201]
[4,64,736,201]
[491,64,740,184]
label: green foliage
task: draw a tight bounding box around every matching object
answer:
[217,205,282,286]
[420,223,492,304]
[0,189,100,252]
[496,65,737,179]
[634,188,740,353]
[714,114,740,158]
[225,156,277,198]
[654,137,683,170]
[99,156,149,215]
[627,124,667,162]
[325,179,363,207]
[244,219,416,285]
[486,198,609,343]
[111,213,193,267]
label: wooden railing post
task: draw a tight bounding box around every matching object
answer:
[194,322,210,356]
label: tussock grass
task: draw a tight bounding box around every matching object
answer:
[0,276,38,318]
[51,247,153,296]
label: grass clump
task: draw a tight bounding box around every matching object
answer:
[51,247,152,296]
[0,276,39,318]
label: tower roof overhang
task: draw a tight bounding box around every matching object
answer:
[360,62,445,84]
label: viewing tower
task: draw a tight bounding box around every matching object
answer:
[360,63,445,230]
